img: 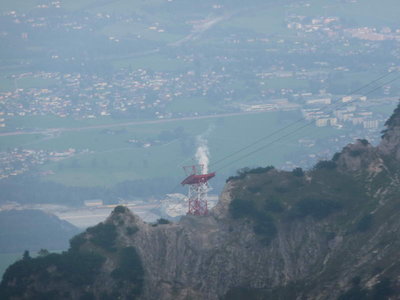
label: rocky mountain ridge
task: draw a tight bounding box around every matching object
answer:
[2,103,400,299]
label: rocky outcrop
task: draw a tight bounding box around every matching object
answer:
[379,103,400,159]
[335,139,381,173]
[2,102,400,300]
[103,191,333,299]
[335,102,400,175]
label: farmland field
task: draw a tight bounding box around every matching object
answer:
[0,110,347,187]
[0,0,397,195]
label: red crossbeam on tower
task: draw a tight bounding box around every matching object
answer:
[181,165,215,216]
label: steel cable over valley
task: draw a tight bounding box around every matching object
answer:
[214,72,400,172]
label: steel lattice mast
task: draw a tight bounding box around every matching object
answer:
[181,165,215,216]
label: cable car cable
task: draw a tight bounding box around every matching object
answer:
[209,71,396,168]
[214,73,400,172]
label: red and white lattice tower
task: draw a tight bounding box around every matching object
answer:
[181,165,215,216]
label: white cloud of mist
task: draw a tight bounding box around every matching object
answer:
[196,139,210,174]
[195,125,214,174]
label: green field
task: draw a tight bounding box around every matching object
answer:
[264,77,308,90]
[0,0,166,14]
[1,0,398,33]
[0,0,37,13]
[0,134,44,150]
[224,5,292,36]
[0,74,59,92]
[64,0,163,14]
[166,97,224,114]
[289,0,400,27]
[111,53,188,71]
[220,0,400,37]
[102,21,183,43]
[0,76,15,91]
[0,0,393,189]
[2,115,130,132]
[1,111,344,187]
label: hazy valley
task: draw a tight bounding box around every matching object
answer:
[1,0,400,298]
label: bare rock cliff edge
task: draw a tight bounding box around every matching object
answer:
[3,103,400,299]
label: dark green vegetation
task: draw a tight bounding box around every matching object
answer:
[87,223,118,252]
[227,166,275,182]
[3,106,400,298]
[0,251,105,299]
[223,104,400,298]
[0,209,79,253]
[156,218,171,225]
[111,247,144,297]
[113,205,130,214]
[228,159,371,243]
[0,207,144,299]
[225,153,400,299]
[381,103,400,139]
[294,197,342,220]
[0,253,29,278]
[69,233,86,252]
[151,218,172,227]
[355,214,374,232]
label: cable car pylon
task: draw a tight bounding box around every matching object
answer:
[181,165,215,216]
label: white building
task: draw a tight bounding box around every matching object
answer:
[363,120,379,129]
[316,118,329,127]
[306,98,331,105]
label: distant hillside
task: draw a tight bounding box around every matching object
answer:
[0,209,79,253]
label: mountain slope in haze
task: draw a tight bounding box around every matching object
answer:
[3,103,400,299]
[0,209,79,253]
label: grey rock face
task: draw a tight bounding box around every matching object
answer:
[336,139,380,173]
[378,102,400,159]
[379,127,400,160]
[120,103,400,299]
[3,103,400,299]
[117,192,330,299]
[116,180,400,300]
